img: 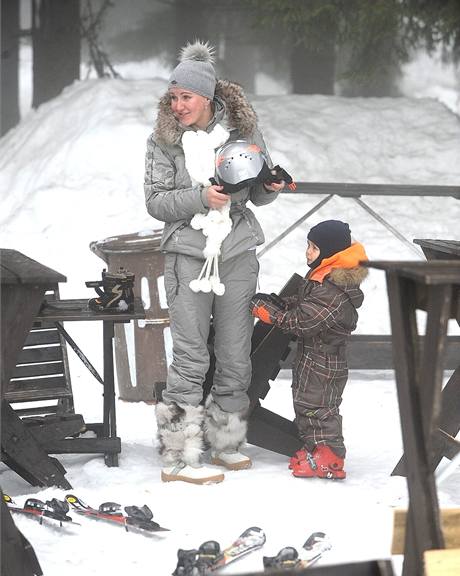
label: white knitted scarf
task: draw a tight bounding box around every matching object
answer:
[182,124,231,295]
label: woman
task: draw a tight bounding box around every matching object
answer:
[144,40,284,484]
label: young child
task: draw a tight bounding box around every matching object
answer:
[249,220,368,479]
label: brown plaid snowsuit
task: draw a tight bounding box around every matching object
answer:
[276,267,367,458]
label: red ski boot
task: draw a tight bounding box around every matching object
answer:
[288,449,307,469]
[291,445,346,479]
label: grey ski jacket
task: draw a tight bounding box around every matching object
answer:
[144,80,279,261]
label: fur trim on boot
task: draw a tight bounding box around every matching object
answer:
[155,402,204,467]
[204,397,251,470]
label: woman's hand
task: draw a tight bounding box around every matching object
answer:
[264,180,285,193]
[206,184,229,209]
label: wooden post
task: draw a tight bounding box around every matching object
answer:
[365,260,460,576]
[32,0,80,108]
[1,0,20,135]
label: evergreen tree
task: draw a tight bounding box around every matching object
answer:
[249,0,460,95]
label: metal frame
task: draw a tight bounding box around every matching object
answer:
[258,183,459,259]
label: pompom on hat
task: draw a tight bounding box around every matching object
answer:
[169,40,217,100]
[307,220,351,268]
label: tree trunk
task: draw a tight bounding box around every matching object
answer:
[32,0,81,108]
[290,38,336,95]
[1,0,20,135]
[337,39,402,97]
[217,6,255,94]
[174,0,208,60]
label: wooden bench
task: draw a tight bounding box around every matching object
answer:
[392,509,460,576]
[2,286,87,462]
[1,249,146,488]
[5,287,74,415]
[1,249,72,489]
[392,240,460,476]
[413,239,460,261]
[365,259,460,576]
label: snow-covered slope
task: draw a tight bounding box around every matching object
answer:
[0,79,459,575]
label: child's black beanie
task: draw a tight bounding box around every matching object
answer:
[307,220,351,264]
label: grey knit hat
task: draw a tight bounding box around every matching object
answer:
[169,40,216,100]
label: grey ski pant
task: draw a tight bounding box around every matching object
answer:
[162,250,258,412]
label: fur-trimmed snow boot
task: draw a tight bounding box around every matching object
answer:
[156,402,224,484]
[204,397,252,471]
[291,445,346,479]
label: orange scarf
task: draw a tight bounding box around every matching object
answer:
[308,242,368,283]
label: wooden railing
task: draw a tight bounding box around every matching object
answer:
[280,182,460,198]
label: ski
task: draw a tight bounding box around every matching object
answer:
[3,493,76,526]
[173,540,221,576]
[300,531,331,568]
[210,526,266,571]
[65,494,169,534]
[172,527,266,575]
[263,531,331,571]
[263,546,300,570]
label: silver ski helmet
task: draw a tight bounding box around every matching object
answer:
[215,140,269,193]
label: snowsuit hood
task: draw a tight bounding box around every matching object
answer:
[308,242,368,312]
[308,242,368,284]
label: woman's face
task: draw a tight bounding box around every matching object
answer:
[169,87,211,130]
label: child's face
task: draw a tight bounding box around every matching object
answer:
[306,240,320,265]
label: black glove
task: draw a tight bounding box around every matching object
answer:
[258,164,296,190]
[251,292,288,309]
[251,293,286,309]
[268,292,289,310]
[249,293,289,325]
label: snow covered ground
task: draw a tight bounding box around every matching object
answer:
[0,76,459,575]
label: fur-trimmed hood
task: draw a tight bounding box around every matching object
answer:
[329,266,369,287]
[154,79,258,146]
[327,266,367,310]
[307,241,368,311]
[308,242,368,286]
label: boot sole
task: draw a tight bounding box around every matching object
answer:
[292,471,346,480]
[161,471,225,485]
[211,457,252,471]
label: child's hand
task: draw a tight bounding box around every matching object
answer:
[268,293,288,310]
[249,293,285,324]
